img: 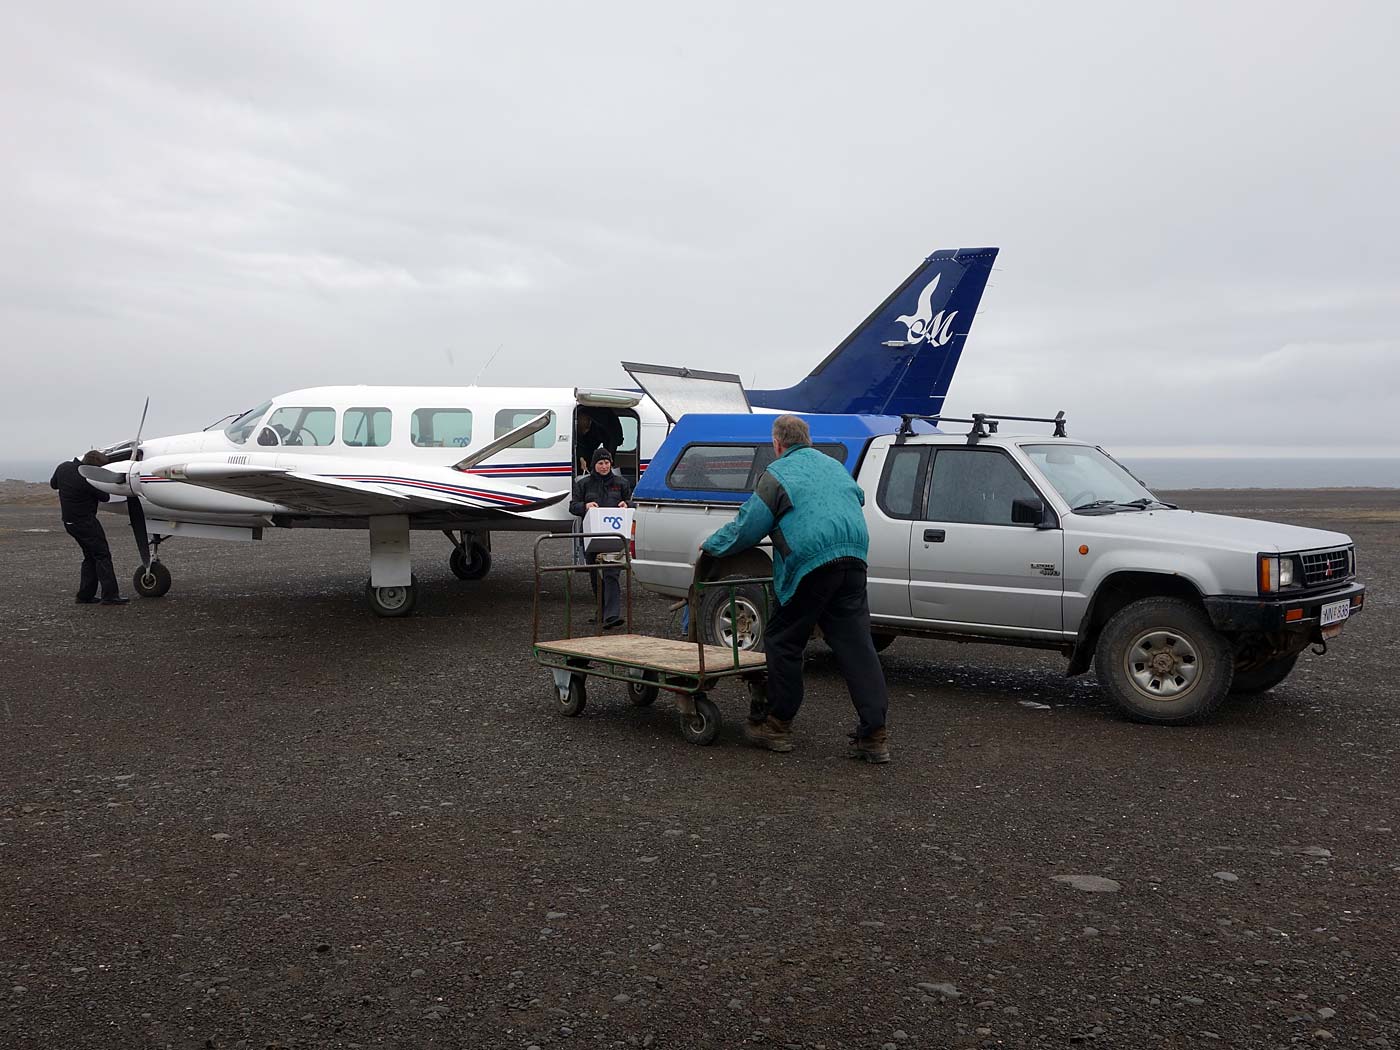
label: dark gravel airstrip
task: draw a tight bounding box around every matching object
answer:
[1,485,1397,1049]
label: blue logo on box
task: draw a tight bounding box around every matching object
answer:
[603,514,623,529]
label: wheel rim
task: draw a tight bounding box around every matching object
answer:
[686,708,711,735]
[375,586,409,611]
[1124,628,1201,700]
[140,572,158,589]
[713,596,761,649]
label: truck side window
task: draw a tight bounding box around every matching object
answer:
[669,445,759,491]
[925,449,1041,526]
[877,447,928,520]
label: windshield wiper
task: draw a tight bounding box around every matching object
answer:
[1117,497,1178,510]
[1072,499,1119,513]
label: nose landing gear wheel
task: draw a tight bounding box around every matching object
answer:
[133,562,172,598]
[449,543,492,581]
[365,575,419,617]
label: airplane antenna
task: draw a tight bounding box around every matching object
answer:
[471,344,504,387]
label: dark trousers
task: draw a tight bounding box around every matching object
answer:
[64,515,119,600]
[764,560,888,737]
[584,550,621,623]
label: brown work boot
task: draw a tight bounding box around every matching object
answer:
[744,716,795,753]
[848,727,890,764]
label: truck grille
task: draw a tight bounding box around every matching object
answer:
[1300,547,1351,587]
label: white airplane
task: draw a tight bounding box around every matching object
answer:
[81,247,998,615]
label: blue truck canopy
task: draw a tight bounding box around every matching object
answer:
[634,413,938,504]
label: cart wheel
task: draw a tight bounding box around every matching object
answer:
[558,675,587,717]
[627,671,660,707]
[679,693,721,746]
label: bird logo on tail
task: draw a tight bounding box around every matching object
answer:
[894,275,958,346]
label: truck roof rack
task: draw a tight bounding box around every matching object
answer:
[896,411,1067,443]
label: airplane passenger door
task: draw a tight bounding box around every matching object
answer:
[908,447,1064,636]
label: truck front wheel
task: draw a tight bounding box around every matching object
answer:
[1094,597,1234,725]
[1230,652,1300,695]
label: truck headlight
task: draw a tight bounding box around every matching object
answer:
[1258,554,1300,593]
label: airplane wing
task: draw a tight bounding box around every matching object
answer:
[155,463,565,517]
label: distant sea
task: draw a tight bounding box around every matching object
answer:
[4,457,1399,491]
[1123,458,1400,490]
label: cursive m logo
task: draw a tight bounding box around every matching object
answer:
[602,514,623,530]
[894,274,958,346]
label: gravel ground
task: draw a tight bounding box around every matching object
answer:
[1,489,1397,1049]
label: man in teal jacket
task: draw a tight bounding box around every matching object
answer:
[701,415,890,762]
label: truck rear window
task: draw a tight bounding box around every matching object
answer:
[666,443,847,493]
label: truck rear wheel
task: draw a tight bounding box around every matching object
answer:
[1094,597,1233,725]
[1230,652,1300,695]
[698,577,768,652]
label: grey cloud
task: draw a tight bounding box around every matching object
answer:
[2,0,1398,466]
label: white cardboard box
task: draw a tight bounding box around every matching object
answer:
[582,506,634,553]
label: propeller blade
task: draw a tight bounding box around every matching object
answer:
[127,490,151,566]
[133,397,150,460]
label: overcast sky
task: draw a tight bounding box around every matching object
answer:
[3,1,1397,470]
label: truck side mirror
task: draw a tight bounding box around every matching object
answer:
[1012,497,1049,527]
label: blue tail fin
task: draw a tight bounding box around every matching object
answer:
[748,247,998,416]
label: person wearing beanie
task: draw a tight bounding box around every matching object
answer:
[568,446,633,629]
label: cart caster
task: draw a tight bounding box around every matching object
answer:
[557,675,587,717]
[679,693,721,746]
[626,670,660,707]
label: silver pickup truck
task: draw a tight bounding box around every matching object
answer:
[629,412,1367,725]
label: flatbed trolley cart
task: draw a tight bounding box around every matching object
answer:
[531,533,773,745]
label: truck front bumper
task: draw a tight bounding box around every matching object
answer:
[1204,582,1366,635]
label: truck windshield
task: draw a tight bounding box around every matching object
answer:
[1023,444,1159,511]
[224,401,272,445]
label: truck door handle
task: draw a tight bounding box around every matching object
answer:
[923,529,945,543]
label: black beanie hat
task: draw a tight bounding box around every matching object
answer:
[590,446,612,468]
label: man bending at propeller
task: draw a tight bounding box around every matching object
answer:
[50,451,129,605]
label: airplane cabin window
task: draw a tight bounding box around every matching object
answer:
[617,416,640,453]
[495,409,557,450]
[412,409,473,448]
[224,401,272,445]
[344,407,392,448]
[265,407,336,447]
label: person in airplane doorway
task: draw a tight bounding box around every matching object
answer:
[700,415,890,762]
[50,450,129,606]
[569,446,632,630]
[574,409,622,476]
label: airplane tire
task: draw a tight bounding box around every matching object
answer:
[366,575,419,617]
[449,543,491,581]
[133,562,172,598]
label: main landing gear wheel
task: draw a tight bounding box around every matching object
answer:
[133,562,172,598]
[365,575,419,617]
[449,542,492,581]
[679,694,722,746]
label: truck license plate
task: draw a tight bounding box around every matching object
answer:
[1320,600,1350,626]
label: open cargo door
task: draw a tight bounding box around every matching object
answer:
[621,362,752,425]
